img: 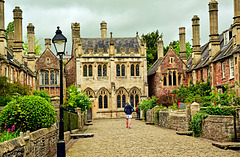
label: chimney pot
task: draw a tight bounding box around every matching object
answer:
[45,38,51,50]
[100,21,107,38]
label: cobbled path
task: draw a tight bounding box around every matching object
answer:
[66,119,240,157]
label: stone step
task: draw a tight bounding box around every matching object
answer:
[85,123,93,126]
[87,120,92,123]
[176,131,193,136]
[71,133,94,139]
[145,122,154,125]
[212,142,240,150]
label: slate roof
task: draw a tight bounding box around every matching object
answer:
[81,37,140,53]
[147,58,163,76]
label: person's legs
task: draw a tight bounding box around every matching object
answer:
[126,118,128,128]
[128,118,131,128]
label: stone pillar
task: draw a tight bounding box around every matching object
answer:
[233,0,240,46]
[0,0,6,56]
[13,6,24,64]
[7,33,14,49]
[179,27,187,63]
[192,15,201,67]
[191,102,200,118]
[100,21,107,38]
[157,38,164,59]
[209,0,220,61]
[185,104,191,129]
[71,22,80,43]
[27,23,36,73]
[75,108,82,129]
[45,38,51,50]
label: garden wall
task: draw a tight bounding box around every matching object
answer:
[201,115,240,142]
[0,125,58,157]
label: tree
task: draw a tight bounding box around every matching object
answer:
[142,30,163,70]
[165,40,192,58]
[5,21,14,46]
[23,35,43,55]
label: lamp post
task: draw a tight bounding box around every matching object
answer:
[52,26,67,157]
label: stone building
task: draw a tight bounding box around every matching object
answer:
[186,0,240,95]
[0,2,36,90]
[66,22,148,118]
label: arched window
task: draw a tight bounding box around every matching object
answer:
[83,65,87,77]
[163,76,167,86]
[178,75,182,85]
[135,95,139,106]
[121,65,125,76]
[173,71,176,86]
[122,95,126,108]
[99,95,103,109]
[116,64,120,76]
[98,65,102,76]
[50,71,54,85]
[40,72,44,85]
[130,95,134,107]
[84,88,94,98]
[103,65,107,76]
[136,64,139,76]
[131,64,134,76]
[45,71,49,85]
[169,71,172,86]
[104,95,108,108]
[117,95,121,108]
[89,65,92,77]
[55,71,59,84]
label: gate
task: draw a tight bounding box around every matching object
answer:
[87,108,92,120]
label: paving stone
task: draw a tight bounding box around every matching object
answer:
[66,119,240,157]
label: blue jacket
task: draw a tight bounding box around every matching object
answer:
[124,104,134,115]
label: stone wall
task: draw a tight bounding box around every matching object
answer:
[146,108,155,123]
[201,115,240,142]
[0,125,58,157]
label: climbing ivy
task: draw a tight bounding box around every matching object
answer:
[190,112,209,137]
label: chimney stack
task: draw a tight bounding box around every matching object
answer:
[179,27,187,63]
[0,0,6,56]
[7,33,14,49]
[209,0,220,61]
[71,22,80,43]
[27,23,35,56]
[192,15,201,67]
[100,21,107,38]
[45,38,51,50]
[13,6,24,64]
[233,0,240,45]
[157,38,164,59]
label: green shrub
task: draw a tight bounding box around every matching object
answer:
[168,103,179,111]
[0,96,12,106]
[190,112,209,137]
[0,95,56,132]
[200,106,238,116]
[33,89,51,102]
[138,96,158,120]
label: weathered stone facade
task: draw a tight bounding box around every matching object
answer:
[67,22,148,119]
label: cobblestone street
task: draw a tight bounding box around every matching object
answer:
[66,119,240,157]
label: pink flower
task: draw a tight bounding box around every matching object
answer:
[11,124,15,131]
[4,123,7,128]
[7,128,10,133]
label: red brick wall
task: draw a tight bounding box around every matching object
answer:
[65,56,76,88]
[36,49,59,71]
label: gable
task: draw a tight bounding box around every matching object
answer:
[157,48,186,74]
[36,49,59,71]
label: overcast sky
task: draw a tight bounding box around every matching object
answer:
[5,0,234,54]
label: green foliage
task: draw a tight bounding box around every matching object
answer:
[5,21,14,41]
[200,106,238,116]
[138,96,158,120]
[63,110,78,132]
[0,96,12,106]
[164,40,192,58]
[33,89,51,102]
[191,112,209,137]
[142,30,163,70]
[64,85,91,112]
[168,103,180,111]
[23,35,43,55]
[0,95,56,132]
[0,124,19,143]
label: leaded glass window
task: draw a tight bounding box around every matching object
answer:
[121,65,125,76]
[45,71,49,85]
[131,64,134,76]
[169,72,172,86]
[117,95,121,108]
[130,95,134,107]
[50,71,54,85]
[173,71,176,86]
[122,95,126,108]
[83,65,87,77]
[103,65,107,76]
[136,64,139,76]
[99,95,103,109]
[55,71,59,84]
[89,65,92,77]
[116,64,120,76]
[98,65,102,76]
[104,95,108,108]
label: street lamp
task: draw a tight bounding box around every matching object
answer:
[52,26,67,157]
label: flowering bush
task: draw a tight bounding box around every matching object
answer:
[0,124,19,143]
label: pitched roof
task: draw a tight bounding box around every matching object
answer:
[81,37,140,53]
[147,58,163,76]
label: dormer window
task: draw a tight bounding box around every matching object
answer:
[224,31,232,45]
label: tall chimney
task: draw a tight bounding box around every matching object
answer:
[27,23,35,56]
[192,15,201,67]
[71,22,80,42]
[179,27,187,63]
[157,38,164,59]
[100,21,107,38]
[7,33,14,49]
[45,38,51,50]
[13,6,24,64]
[0,0,6,56]
[233,0,240,46]
[209,0,220,61]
